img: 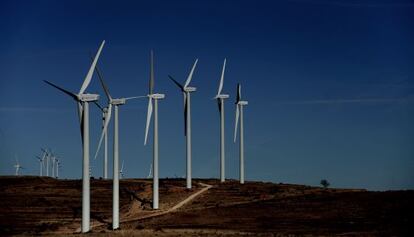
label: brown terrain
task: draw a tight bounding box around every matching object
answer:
[0,176,413,236]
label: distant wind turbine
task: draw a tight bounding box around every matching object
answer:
[56,158,61,178]
[14,156,24,176]
[93,102,109,179]
[119,160,124,179]
[93,61,145,230]
[51,152,56,178]
[234,83,248,184]
[144,50,165,209]
[168,58,198,189]
[44,40,105,233]
[214,59,229,182]
[89,165,94,178]
[35,151,46,176]
[147,162,152,179]
[41,148,49,177]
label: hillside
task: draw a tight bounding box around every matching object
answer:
[0,176,413,236]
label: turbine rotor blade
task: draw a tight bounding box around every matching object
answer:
[92,64,112,102]
[44,80,78,100]
[184,59,198,89]
[94,62,112,101]
[79,40,105,95]
[150,50,154,95]
[234,104,240,143]
[217,58,226,96]
[77,102,84,144]
[236,83,241,103]
[168,75,184,91]
[124,96,147,101]
[93,101,104,111]
[217,99,221,113]
[184,92,187,136]
[94,103,112,159]
[144,97,153,145]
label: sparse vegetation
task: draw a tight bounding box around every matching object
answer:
[320,179,330,188]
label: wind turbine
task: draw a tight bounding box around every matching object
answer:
[93,102,109,179]
[41,148,49,177]
[56,158,60,178]
[52,154,60,178]
[44,40,105,233]
[234,83,248,184]
[93,61,145,230]
[14,156,24,176]
[89,165,93,178]
[144,50,165,209]
[51,152,56,178]
[214,59,229,182]
[36,151,46,176]
[147,162,152,179]
[168,58,198,189]
[119,160,124,179]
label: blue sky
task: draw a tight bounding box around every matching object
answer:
[0,0,413,190]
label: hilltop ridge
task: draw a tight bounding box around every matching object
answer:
[0,177,412,236]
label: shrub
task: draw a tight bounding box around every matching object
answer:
[320,179,330,188]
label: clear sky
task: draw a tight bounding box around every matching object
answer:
[0,0,413,190]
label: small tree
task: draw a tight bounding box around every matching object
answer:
[320,179,330,188]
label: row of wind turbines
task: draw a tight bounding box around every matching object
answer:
[43,41,248,233]
[12,148,61,177]
[34,148,61,178]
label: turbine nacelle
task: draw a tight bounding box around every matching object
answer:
[149,93,165,100]
[111,98,126,105]
[238,101,248,106]
[78,94,99,102]
[184,87,197,92]
[215,94,229,99]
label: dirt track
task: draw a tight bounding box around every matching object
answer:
[1,177,413,236]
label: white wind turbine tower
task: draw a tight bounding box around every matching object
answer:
[44,40,105,233]
[14,156,24,176]
[144,50,165,209]
[214,59,229,182]
[168,59,198,189]
[93,62,145,230]
[234,83,248,184]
